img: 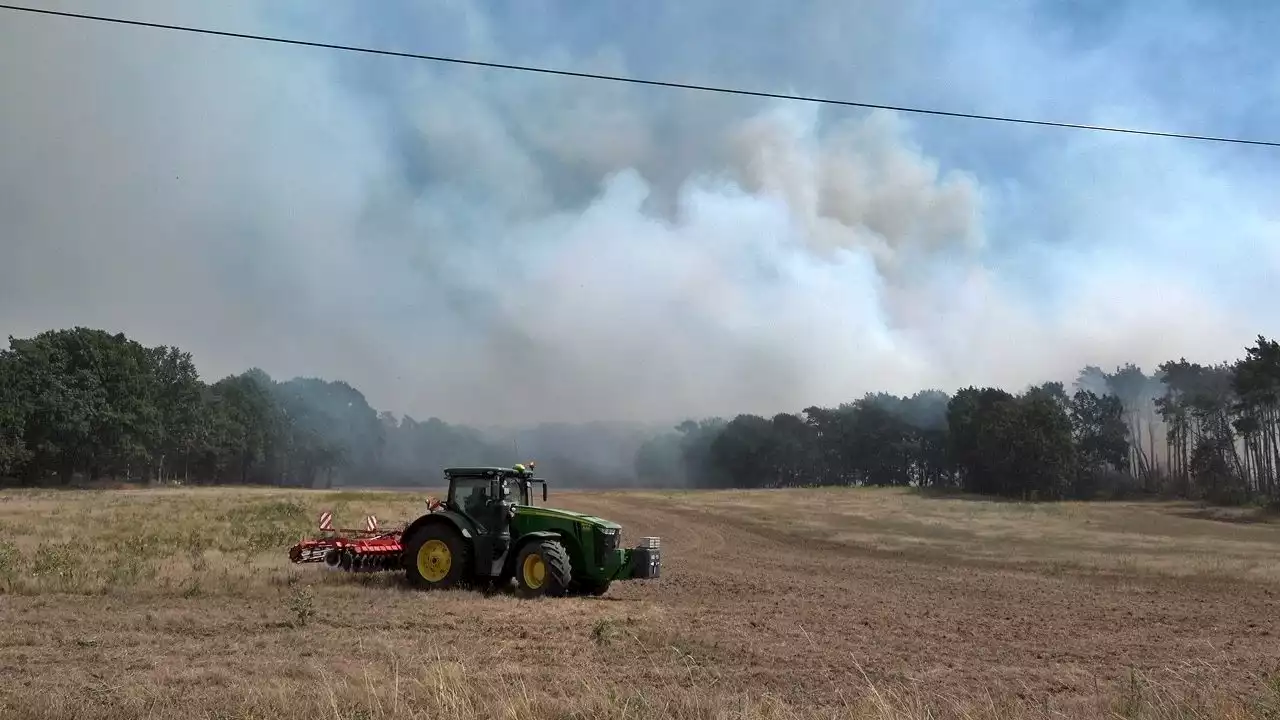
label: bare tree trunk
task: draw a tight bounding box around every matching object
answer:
[1246,435,1257,494]
[1134,417,1152,489]
[1266,407,1278,500]
[1148,421,1158,487]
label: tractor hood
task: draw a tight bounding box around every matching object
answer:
[517,506,621,531]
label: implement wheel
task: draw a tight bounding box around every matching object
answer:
[514,539,572,598]
[404,524,470,590]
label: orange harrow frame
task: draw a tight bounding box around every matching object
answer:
[288,510,406,573]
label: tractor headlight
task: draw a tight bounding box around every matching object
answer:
[599,527,617,535]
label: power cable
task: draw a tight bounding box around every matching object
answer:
[2,3,1278,148]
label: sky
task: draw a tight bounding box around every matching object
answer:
[1,0,1278,426]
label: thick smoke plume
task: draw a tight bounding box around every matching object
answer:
[438,105,992,422]
[1,0,1278,435]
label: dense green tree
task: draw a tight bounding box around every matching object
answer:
[1231,336,1280,500]
[3,328,149,482]
[1069,389,1129,497]
[148,346,203,482]
[0,351,31,475]
[1154,359,1250,501]
[710,414,781,487]
[204,370,286,484]
[1015,385,1078,500]
[946,387,1015,495]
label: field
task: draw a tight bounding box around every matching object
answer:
[1,486,1279,719]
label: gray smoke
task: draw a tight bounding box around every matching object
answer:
[2,0,1278,432]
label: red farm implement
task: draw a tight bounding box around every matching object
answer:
[287,508,422,574]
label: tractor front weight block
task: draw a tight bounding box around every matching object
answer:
[628,536,662,579]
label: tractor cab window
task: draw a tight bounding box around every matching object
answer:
[450,477,491,515]
[505,478,530,506]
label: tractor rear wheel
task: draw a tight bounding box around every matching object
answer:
[404,524,470,590]
[514,539,572,598]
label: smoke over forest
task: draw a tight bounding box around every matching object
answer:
[1,1,1278,487]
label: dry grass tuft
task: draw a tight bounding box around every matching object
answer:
[8,658,1278,720]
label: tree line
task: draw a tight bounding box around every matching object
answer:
[0,327,658,488]
[2,326,1278,504]
[635,336,1280,504]
[0,327,498,487]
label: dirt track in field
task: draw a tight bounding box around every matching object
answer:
[562,491,1280,703]
[2,486,1280,716]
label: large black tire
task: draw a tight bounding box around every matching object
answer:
[403,523,471,590]
[513,539,572,598]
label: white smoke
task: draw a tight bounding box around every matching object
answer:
[1,0,1277,429]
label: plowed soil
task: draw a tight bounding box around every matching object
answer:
[1,486,1279,718]
[569,491,1280,704]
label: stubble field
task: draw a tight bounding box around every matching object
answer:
[1,485,1279,719]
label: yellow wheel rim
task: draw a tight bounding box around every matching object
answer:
[522,553,546,589]
[416,539,451,582]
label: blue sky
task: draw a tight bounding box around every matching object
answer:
[1,0,1277,424]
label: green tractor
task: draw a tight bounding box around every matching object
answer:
[399,465,661,597]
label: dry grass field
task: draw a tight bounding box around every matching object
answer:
[1,485,1279,719]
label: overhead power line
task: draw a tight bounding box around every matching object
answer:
[3,3,1278,149]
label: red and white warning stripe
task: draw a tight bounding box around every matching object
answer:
[365,515,379,532]
[318,511,334,531]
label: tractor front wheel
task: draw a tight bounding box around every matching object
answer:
[404,524,470,590]
[514,539,572,598]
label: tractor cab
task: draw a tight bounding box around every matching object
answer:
[440,464,547,518]
[505,463,548,506]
